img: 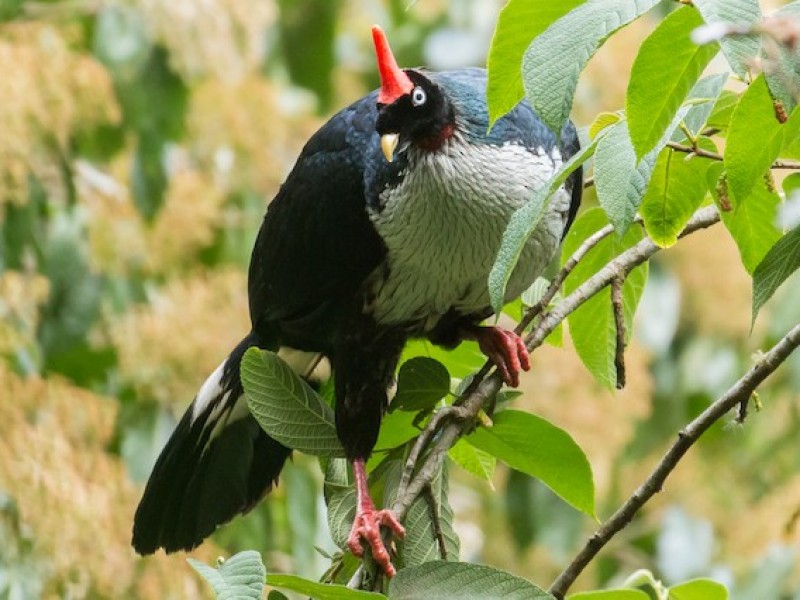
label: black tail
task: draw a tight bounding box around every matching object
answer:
[132,333,292,555]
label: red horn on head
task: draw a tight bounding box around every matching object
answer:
[371,25,414,105]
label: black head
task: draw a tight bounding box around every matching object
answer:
[371,26,455,161]
[376,70,455,155]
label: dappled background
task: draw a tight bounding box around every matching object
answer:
[1,0,799,597]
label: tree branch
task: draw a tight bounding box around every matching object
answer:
[390,206,721,526]
[549,321,800,599]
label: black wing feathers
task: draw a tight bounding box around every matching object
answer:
[247,94,392,350]
[131,334,291,554]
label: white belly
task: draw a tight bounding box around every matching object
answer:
[367,139,571,329]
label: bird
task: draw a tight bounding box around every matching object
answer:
[132,25,582,577]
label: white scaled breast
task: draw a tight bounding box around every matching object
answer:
[368,133,571,330]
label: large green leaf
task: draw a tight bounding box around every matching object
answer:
[593,120,660,235]
[562,208,649,389]
[394,463,460,567]
[724,75,787,205]
[486,0,584,125]
[752,224,800,322]
[392,357,450,412]
[267,574,385,599]
[488,139,596,314]
[522,0,661,136]
[627,6,719,159]
[448,438,496,481]
[669,578,728,600]
[465,410,595,517]
[388,561,553,600]
[242,348,344,457]
[712,169,782,274]
[694,0,761,80]
[188,551,266,600]
[640,148,713,247]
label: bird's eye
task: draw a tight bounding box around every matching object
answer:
[411,86,427,107]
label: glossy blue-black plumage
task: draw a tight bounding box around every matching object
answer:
[133,66,582,556]
[248,68,580,353]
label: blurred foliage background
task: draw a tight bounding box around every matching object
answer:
[1,0,800,598]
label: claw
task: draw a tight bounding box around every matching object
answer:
[349,458,405,577]
[346,506,405,576]
[469,326,530,387]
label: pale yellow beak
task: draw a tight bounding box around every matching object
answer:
[380,133,399,162]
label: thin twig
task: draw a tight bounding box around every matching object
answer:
[611,276,627,390]
[548,321,800,599]
[423,483,448,560]
[667,141,800,170]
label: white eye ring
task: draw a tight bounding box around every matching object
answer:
[411,86,427,107]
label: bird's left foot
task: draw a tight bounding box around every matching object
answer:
[467,326,531,387]
[347,504,405,577]
[348,457,405,577]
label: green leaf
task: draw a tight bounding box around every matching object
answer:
[724,75,787,205]
[401,339,485,381]
[388,561,553,599]
[326,488,355,549]
[392,357,450,412]
[562,208,648,389]
[395,463,460,567]
[486,0,584,125]
[569,591,649,600]
[589,112,622,140]
[706,89,740,131]
[188,551,266,600]
[593,120,659,235]
[752,224,800,322]
[242,348,344,457]
[374,408,421,452]
[714,174,782,274]
[489,139,596,314]
[466,410,595,517]
[522,0,662,136]
[669,578,729,600]
[448,438,496,481]
[267,574,385,599]
[640,148,713,247]
[764,2,800,113]
[694,0,761,80]
[627,6,719,159]
[681,73,729,138]
[283,462,319,572]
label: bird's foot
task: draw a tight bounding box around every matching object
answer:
[349,457,405,577]
[469,326,531,387]
[346,504,405,577]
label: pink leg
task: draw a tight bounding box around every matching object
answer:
[346,458,405,577]
[465,326,531,387]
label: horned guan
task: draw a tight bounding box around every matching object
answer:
[132,26,582,576]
